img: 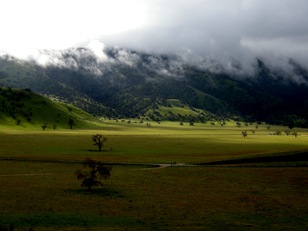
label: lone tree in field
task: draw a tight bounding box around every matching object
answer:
[92,134,107,151]
[75,158,111,191]
[242,131,248,138]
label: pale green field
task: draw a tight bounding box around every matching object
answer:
[0,120,307,164]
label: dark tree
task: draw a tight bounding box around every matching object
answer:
[288,121,294,130]
[242,131,248,138]
[41,123,48,131]
[68,118,75,129]
[75,158,111,191]
[92,134,107,152]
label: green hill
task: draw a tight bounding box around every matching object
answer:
[144,99,216,122]
[0,87,102,129]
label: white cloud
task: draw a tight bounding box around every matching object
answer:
[0,0,147,58]
[87,40,108,61]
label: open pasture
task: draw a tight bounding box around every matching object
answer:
[0,121,307,164]
[0,121,307,230]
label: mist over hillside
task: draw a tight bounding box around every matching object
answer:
[0,46,307,127]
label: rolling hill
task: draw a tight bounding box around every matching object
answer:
[0,87,102,129]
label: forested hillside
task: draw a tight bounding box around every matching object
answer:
[0,47,307,127]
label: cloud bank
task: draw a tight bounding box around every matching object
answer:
[102,0,308,71]
[1,0,307,74]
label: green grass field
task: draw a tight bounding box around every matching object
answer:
[0,121,307,230]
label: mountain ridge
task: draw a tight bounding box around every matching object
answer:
[0,47,307,127]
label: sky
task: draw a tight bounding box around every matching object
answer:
[1,0,307,70]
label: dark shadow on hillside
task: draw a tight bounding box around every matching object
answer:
[199,151,308,166]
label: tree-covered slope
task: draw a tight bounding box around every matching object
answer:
[0,47,307,127]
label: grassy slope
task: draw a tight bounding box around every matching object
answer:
[145,99,215,122]
[0,88,103,130]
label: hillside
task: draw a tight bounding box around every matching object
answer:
[0,87,102,129]
[0,48,307,127]
[144,99,216,122]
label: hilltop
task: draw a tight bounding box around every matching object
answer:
[0,87,102,129]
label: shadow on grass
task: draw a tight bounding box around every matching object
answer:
[0,213,139,230]
[87,149,111,152]
[199,151,308,166]
[67,187,124,198]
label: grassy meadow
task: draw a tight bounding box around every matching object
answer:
[0,120,307,230]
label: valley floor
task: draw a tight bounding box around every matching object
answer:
[0,122,307,230]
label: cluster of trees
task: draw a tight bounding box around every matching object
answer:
[41,118,75,130]
[241,124,299,138]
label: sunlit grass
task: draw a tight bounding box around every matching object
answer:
[0,121,307,164]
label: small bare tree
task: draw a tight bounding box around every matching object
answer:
[92,134,107,152]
